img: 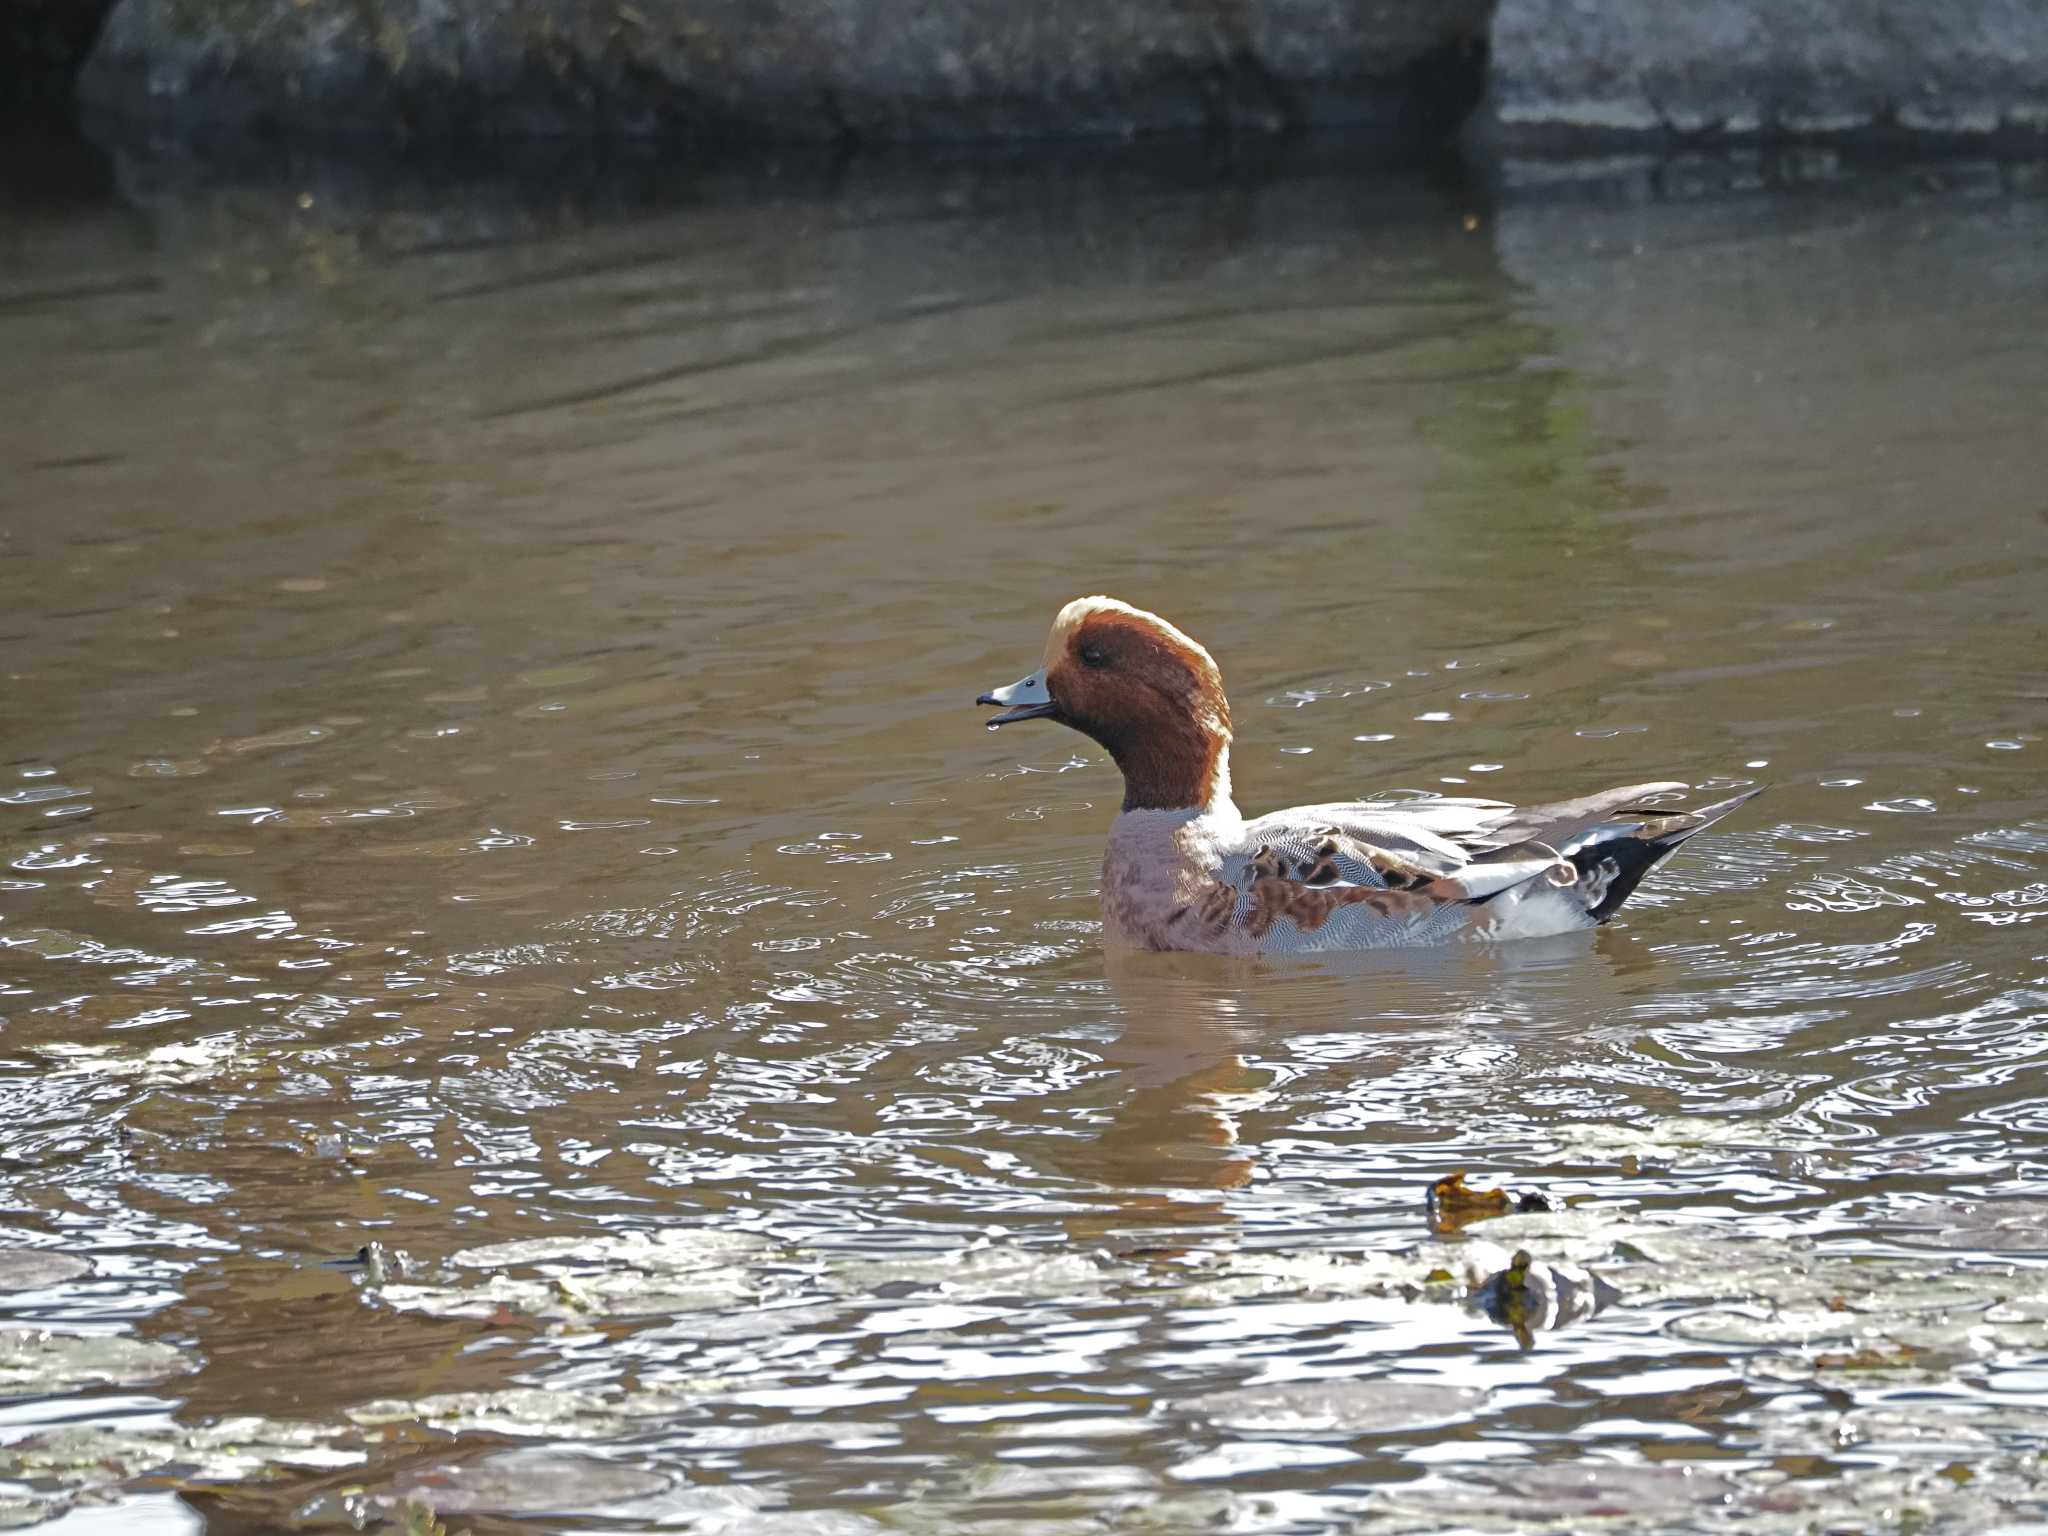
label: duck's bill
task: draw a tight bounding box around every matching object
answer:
[977,668,1056,729]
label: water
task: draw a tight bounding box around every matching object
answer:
[2,135,2046,1532]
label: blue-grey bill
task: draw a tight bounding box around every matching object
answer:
[978,668,1055,729]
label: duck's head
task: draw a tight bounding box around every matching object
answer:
[977,596,1233,814]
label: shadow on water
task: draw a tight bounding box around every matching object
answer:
[0,125,2046,1532]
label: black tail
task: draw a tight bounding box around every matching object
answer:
[1565,788,1765,923]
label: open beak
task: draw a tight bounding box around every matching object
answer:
[976,668,1057,729]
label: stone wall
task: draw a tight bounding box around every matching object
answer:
[1488,0,2048,142]
[35,0,2048,148]
[76,0,1492,144]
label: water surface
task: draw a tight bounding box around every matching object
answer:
[1,140,2046,1532]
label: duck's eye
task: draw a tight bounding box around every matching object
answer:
[1079,645,1110,670]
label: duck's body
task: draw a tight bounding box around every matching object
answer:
[1095,775,1759,953]
[978,597,1760,954]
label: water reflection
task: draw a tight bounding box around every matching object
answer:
[1,133,2046,1532]
[1066,957,1274,1236]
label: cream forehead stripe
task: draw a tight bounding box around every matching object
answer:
[1041,596,1220,678]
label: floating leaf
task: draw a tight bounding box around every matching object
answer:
[0,1251,90,1292]
[0,1331,187,1394]
[0,1415,364,1528]
[1428,1170,1511,1226]
[1427,1170,1562,1233]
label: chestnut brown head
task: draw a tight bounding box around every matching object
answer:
[978,597,1233,813]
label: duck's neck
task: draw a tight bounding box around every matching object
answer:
[1113,734,1237,818]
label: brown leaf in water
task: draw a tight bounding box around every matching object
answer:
[1427,1170,1563,1232]
[1428,1170,1510,1228]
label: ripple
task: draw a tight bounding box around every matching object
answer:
[1265,680,1391,708]
[0,785,88,805]
[210,724,335,754]
[127,758,210,778]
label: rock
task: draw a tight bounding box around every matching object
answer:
[0,1329,188,1393]
[2,0,119,107]
[1488,0,2048,143]
[0,1248,91,1292]
[78,0,1492,145]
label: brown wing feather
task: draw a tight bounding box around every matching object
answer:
[1240,879,1456,940]
[1170,830,1468,949]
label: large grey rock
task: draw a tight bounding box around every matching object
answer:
[1489,0,2048,141]
[3,0,119,105]
[77,0,1492,144]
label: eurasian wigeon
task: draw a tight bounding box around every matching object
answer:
[978,596,1761,953]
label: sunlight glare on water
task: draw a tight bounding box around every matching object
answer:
[0,138,2045,1531]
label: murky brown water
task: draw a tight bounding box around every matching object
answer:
[2,136,2046,1532]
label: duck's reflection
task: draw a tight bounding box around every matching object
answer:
[1041,950,1273,1242]
[1046,933,1629,1246]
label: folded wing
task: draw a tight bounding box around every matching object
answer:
[1210,783,1760,949]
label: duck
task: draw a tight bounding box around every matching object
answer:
[976,596,1761,953]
